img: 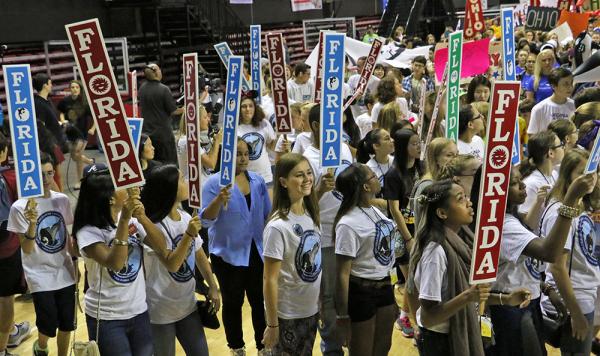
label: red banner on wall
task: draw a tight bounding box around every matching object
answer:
[266,33,293,134]
[464,0,486,40]
[183,53,202,209]
[469,81,520,284]
[66,18,144,189]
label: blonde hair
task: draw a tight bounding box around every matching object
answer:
[534,49,555,91]
[573,101,600,128]
[377,102,403,133]
[426,138,455,180]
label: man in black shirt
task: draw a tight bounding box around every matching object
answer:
[138,64,183,164]
[32,73,66,150]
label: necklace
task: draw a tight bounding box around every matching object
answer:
[359,206,380,226]
[536,168,555,186]
[375,156,390,179]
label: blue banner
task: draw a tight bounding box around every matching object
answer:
[502,8,516,81]
[586,131,600,174]
[250,25,262,104]
[2,65,43,198]
[214,42,251,91]
[512,120,521,165]
[320,33,345,169]
[127,118,143,151]
[220,55,243,186]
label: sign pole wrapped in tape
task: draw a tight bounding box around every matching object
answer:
[130,70,139,118]
[420,65,449,161]
[250,25,262,105]
[2,64,44,198]
[219,55,244,187]
[313,31,325,104]
[214,42,251,91]
[266,33,293,134]
[446,31,463,143]
[65,18,144,189]
[320,32,345,169]
[343,38,383,111]
[183,53,202,208]
[470,81,520,284]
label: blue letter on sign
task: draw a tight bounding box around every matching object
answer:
[2,64,43,198]
[220,55,243,187]
[502,8,516,81]
[250,25,262,105]
[214,42,250,91]
[320,33,345,169]
[127,118,143,152]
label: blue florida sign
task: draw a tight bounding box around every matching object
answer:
[320,33,345,169]
[214,42,251,91]
[501,8,516,81]
[220,55,243,187]
[250,25,262,104]
[2,65,43,198]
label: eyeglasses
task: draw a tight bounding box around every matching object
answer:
[471,113,484,122]
[365,174,378,183]
[550,141,566,149]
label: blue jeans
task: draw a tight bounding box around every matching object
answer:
[319,247,343,355]
[151,310,208,356]
[489,297,546,356]
[86,311,153,356]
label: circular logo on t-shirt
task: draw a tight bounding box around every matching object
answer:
[577,215,598,266]
[36,211,67,254]
[294,229,322,283]
[331,159,353,200]
[373,220,395,266]
[242,132,265,161]
[168,234,195,283]
[108,227,143,284]
[525,257,543,280]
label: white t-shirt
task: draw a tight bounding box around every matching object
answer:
[370,97,409,124]
[303,144,354,248]
[7,192,75,293]
[275,130,297,154]
[348,75,380,119]
[238,120,276,183]
[541,203,600,315]
[290,132,313,155]
[493,214,541,299]
[366,156,393,189]
[260,95,275,122]
[177,135,208,183]
[528,97,575,135]
[287,79,314,103]
[518,169,558,217]
[457,135,485,162]
[263,212,322,319]
[77,218,148,320]
[414,242,449,333]
[144,211,204,324]
[335,206,395,279]
[356,112,372,139]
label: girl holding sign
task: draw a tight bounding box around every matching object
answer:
[140,164,220,356]
[333,163,397,355]
[262,153,321,355]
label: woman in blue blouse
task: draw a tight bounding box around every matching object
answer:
[201,138,271,356]
[523,49,555,104]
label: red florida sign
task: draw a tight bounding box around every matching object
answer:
[266,33,292,133]
[183,53,202,209]
[313,31,325,105]
[65,19,144,189]
[344,38,383,111]
[469,81,520,283]
[464,0,486,40]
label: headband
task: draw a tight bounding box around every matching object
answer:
[577,120,600,148]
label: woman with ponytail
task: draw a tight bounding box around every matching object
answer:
[356,129,395,212]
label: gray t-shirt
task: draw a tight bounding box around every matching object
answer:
[139,80,177,133]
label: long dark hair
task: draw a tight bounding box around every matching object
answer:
[356,128,383,163]
[466,75,491,104]
[72,170,115,238]
[332,163,369,240]
[241,98,266,127]
[519,131,557,178]
[343,106,360,148]
[392,129,423,179]
[140,164,180,223]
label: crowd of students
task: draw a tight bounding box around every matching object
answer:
[1,19,600,356]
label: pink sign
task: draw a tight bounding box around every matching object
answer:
[434,38,491,82]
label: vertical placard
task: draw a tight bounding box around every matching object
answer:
[446,31,463,143]
[219,56,244,187]
[183,53,202,208]
[266,33,293,134]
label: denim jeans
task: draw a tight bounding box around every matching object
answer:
[319,247,343,356]
[489,297,546,356]
[151,310,208,356]
[86,311,153,356]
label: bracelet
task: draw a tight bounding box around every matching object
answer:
[23,233,35,240]
[112,239,129,246]
[499,293,503,306]
[558,204,580,219]
[267,324,279,328]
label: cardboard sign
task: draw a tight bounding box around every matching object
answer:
[470,81,520,283]
[214,42,251,91]
[464,0,486,40]
[434,38,490,83]
[525,7,559,31]
[557,0,570,10]
[558,10,590,38]
[580,0,600,11]
[183,53,202,208]
[130,70,138,118]
[66,18,144,189]
[127,118,143,151]
[446,31,463,143]
[220,55,243,187]
[266,33,293,134]
[2,64,43,198]
[421,65,449,161]
[250,25,262,105]
[320,33,345,169]
[343,38,383,111]
[502,8,516,81]
[313,31,325,104]
[416,78,428,138]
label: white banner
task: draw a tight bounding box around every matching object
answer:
[291,0,322,11]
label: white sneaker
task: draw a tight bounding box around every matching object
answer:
[230,347,246,356]
[7,322,31,348]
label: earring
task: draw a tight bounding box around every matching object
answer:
[109,198,115,206]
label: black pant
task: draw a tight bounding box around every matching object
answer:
[417,327,450,356]
[210,242,266,350]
